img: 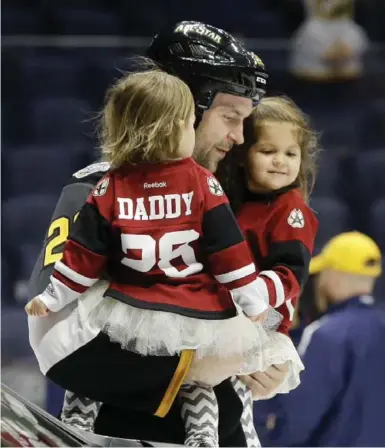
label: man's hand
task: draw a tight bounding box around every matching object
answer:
[238,362,289,399]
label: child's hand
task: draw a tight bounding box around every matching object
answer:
[248,309,268,323]
[25,297,50,317]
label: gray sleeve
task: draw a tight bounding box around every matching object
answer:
[28,182,94,297]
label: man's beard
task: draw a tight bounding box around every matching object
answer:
[192,145,215,172]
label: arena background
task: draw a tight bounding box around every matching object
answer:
[1,0,385,417]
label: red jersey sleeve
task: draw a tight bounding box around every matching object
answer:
[259,195,318,322]
[199,171,269,316]
[38,174,114,312]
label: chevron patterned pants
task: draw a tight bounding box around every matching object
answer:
[230,376,261,447]
[179,379,261,448]
[179,385,219,447]
[61,380,260,447]
[61,390,102,432]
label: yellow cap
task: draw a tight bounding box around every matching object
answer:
[310,231,382,277]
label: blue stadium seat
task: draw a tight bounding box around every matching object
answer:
[1,8,43,34]
[119,2,167,35]
[370,202,385,307]
[2,194,57,248]
[2,51,23,100]
[84,54,126,106]
[354,151,385,210]
[369,198,385,252]
[17,243,43,299]
[4,147,86,198]
[258,49,288,73]
[2,194,58,298]
[20,54,87,99]
[1,254,14,304]
[310,197,351,253]
[41,0,111,8]
[1,307,34,361]
[374,274,385,305]
[369,199,385,303]
[54,9,125,35]
[359,100,385,149]
[2,0,35,8]
[312,109,361,149]
[249,11,288,38]
[312,152,341,198]
[2,100,29,146]
[30,97,92,144]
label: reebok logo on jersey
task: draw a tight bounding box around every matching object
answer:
[143,182,167,189]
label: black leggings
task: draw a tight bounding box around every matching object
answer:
[48,332,180,414]
[47,332,246,446]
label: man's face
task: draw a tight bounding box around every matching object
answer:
[318,269,347,302]
[193,93,253,173]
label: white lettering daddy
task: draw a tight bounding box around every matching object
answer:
[118,192,194,220]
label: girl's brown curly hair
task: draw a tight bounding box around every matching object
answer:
[217,95,320,212]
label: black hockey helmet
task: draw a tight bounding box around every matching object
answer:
[147,21,268,112]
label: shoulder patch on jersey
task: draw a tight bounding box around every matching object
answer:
[287,208,305,228]
[207,176,224,196]
[73,162,110,179]
[93,177,110,197]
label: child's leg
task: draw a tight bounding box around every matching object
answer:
[179,384,219,447]
[61,390,102,432]
[230,376,261,448]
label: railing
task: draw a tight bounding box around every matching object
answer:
[3,35,384,74]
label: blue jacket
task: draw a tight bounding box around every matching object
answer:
[254,296,385,447]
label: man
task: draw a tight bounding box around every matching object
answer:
[259,231,385,447]
[28,21,288,446]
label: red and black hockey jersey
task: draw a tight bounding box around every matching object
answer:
[38,158,269,320]
[236,185,319,335]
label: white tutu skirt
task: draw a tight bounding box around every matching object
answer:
[81,282,303,395]
[87,295,273,359]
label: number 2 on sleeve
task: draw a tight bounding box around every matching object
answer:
[43,212,79,267]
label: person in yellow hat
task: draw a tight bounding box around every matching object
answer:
[294,230,382,339]
[255,231,385,447]
[310,230,382,281]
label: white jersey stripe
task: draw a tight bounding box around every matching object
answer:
[259,270,285,307]
[55,261,98,287]
[215,263,256,284]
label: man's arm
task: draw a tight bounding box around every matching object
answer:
[28,180,98,297]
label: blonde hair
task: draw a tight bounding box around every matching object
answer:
[216,95,320,211]
[248,96,320,202]
[99,69,194,168]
